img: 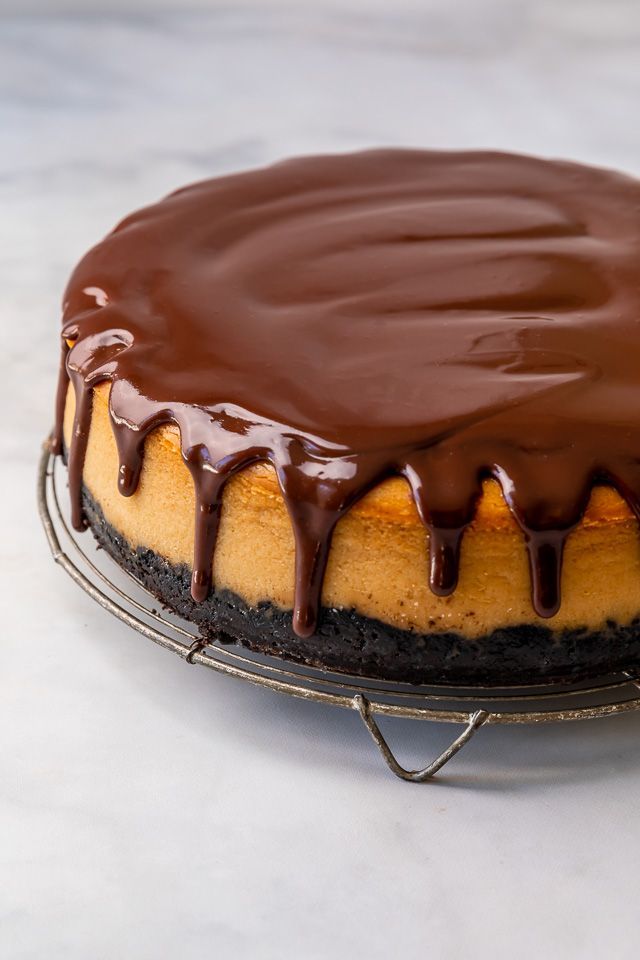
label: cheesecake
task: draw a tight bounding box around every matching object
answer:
[53,149,640,685]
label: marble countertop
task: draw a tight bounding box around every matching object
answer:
[3,3,640,958]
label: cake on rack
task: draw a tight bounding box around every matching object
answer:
[53,148,640,684]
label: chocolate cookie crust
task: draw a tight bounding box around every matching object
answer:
[82,488,640,686]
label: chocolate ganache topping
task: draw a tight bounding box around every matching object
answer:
[54,149,640,638]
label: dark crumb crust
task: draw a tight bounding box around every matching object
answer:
[82,488,640,686]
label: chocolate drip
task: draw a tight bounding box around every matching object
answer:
[112,426,144,498]
[526,533,566,618]
[51,337,70,456]
[184,449,226,603]
[403,454,483,597]
[53,149,640,636]
[426,527,467,597]
[287,502,340,638]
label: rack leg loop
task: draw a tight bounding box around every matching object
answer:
[353,694,488,782]
[186,639,208,664]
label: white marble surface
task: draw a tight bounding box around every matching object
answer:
[3,3,640,957]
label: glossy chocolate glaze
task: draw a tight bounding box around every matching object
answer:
[53,149,640,638]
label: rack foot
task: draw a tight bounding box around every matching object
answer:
[353,694,488,781]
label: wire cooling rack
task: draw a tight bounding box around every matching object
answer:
[38,440,640,781]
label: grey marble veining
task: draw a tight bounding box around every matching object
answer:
[2,4,640,958]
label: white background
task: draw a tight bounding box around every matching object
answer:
[2,2,640,957]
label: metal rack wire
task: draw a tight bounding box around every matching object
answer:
[38,441,640,781]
